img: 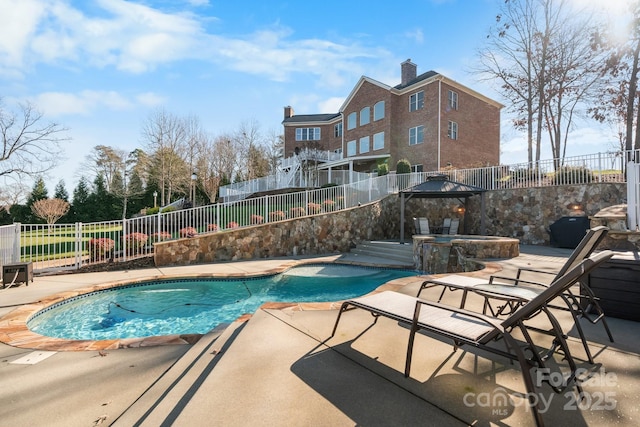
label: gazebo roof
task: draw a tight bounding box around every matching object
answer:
[399,174,486,199]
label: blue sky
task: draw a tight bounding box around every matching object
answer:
[0,0,627,195]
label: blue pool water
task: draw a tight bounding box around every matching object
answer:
[27,264,417,340]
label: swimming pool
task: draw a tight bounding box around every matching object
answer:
[27,264,417,340]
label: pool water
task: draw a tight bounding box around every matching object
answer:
[27,264,417,340]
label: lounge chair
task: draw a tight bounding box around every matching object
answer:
[448,218,459,234]
[442,218,451,234]
[330,251,614,427]
[413,217,430,235]
[418,225,612,363]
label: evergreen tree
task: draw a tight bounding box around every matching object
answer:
[86,174,119,221]
[25,177,49,223]
[71,177,92,222]
[54,180,69,201]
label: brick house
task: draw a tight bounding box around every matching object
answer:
[282,59,502,176]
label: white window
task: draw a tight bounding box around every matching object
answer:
[448,121,458,140]
[346,140,356,156]
[374,101,385,121]
[373,131,384,150]
[409,91,424,112]
[448,90,458,110]
[295,127,320,141]
[409,125,424,145]
[334,122,342,138]
[359,136,370,154]
[347,112,357,130]
[360,107,370,126]
[411,164,423,173]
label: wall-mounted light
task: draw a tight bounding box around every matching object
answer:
[453,204,465,214]
[567,202,583,211]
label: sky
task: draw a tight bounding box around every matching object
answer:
[0,0,631,197]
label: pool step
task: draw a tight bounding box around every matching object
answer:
[111,321,244,427]
[349,240,414,266]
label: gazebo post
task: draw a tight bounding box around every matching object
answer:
[400,192,406,244]
[480,193,486,235]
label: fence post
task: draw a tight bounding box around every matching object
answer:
[122,218,128,262]
[75,222,82,270]
[13,222,21,262]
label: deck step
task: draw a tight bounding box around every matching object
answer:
[111,321,244,426]
[350,241,414,265]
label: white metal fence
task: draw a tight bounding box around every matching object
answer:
[2,150,635,274]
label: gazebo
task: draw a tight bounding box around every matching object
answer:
[398,175,487,243]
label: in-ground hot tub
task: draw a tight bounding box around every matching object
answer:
[413,234,520,273]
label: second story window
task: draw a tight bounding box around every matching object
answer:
[347,112,357,130]
[373,131,384,150]
[409,91,424,112]
[448,90,458,110]
[374,101,385,121]
[346,140,356,156]
[409,125,424,145]
[360,107,370,126]
[448,121,458,140]
[334,123,342,138]
[359,136,370,153]
[296,127,321,141]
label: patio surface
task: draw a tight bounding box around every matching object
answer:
[0,246,639,426]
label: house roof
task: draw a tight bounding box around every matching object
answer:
[399,174,486,199]
[282,113,341,124]
[393,70,440,90]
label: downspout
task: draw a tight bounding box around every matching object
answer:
[438,79,442,170]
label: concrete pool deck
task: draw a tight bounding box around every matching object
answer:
[1,246,639,426]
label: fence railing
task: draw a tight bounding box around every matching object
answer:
[2,150,635,274]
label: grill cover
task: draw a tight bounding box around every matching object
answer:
[549,216,590,249]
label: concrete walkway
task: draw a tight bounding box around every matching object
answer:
[1,247,639,426]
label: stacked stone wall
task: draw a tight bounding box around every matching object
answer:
[155,183,627,267]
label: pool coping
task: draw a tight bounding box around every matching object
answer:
[0,258,500,351]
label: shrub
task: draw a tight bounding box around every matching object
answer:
[510,167,542,184]
[179,227,198,238]
[87,238,115,262]
[322,199,336,211]
[289,206,306,218]
[250,214,264,225]
[150,231,171,243]
[269,210,286,221]
[307,203,322,214]
[146,206,160,215]
[123,232,148,254]
[377,163,389,176]
[320,183,338,188]
[396,158,411,174]
[227,221,239,229]
[552,166,593,185]
[161,206,177,213]
[335,196,345,208]
[207,224,219,232]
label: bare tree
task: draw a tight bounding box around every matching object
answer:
[142,108,188,206]
[31,198,70,230]
[590,1,640,155]
[475,0,602,166]
[0,99,68,180]
[84,145,123,192]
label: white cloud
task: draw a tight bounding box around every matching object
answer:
[30,90,134,117]
[136,92,166,107]
[318,97,345,114]
[405,29,424,44]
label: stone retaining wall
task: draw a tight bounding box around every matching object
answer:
[155,182,628,267]
[154,198,399,266]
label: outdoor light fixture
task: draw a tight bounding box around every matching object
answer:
[191,172,197,207]
[567,202,583,211]
[153,191,158,208]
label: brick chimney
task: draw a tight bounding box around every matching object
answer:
[284,106,294,119]
[401,59,417,86]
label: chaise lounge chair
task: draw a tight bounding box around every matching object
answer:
[330,251,614,427]
[413,217,430,235]
[417,225,613,363]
